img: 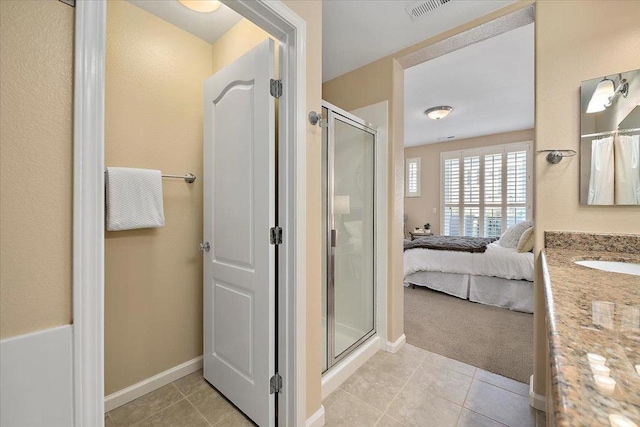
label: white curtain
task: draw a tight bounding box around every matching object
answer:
[588,137,614,205]
[614,134,640,204]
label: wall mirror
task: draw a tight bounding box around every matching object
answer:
[580,68,640,205]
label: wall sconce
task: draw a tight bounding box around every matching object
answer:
[586,75,629,114]
[334,195,351,215]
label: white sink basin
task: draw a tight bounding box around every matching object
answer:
[574,260,640,276]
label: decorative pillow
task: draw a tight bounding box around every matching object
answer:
[499,220,534,249]
[517,227,535,253]
[343,221,362,240]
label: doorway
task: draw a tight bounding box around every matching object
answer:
[73,1,307,426]
[399,5,538,424]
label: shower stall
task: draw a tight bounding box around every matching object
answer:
[322,101,377,372]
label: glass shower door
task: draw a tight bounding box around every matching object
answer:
[326,109,376,368]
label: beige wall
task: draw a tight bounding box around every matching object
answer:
[283,1,324,418]
[104,0,212,394]
[211,19,272,73]
[323,56,406,343]
[533,0,640,395]
[208,3,324,417]
[404,129,535,235]
[0,0,74,339]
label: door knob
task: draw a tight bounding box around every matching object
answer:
[199,242,210,252]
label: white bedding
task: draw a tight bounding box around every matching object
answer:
[403,242,534,282]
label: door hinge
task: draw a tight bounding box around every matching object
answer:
[270,79,282,98]
[270,226,283,245]
[270,373,283,394]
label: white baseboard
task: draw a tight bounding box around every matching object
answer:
[529,375,546,412]
[1,325,74,427]
[384,334,406,353]
[306,404,325,427]
[105,356,203,412]
[321,335,381,399]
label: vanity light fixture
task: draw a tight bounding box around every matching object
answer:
[608,414,637,427]
[178,0,221,13]
[586,76,629,114]
[587,353,607,365]
[425,106,453,120]
[590,364,610,377]
[587,78,615,113]
[594,374,616,394]
[334,195,351,215]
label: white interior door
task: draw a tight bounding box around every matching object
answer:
[203,39,276,427]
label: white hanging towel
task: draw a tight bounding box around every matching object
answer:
[614,134,640,204]
[106,167,165,231]
[587,137,614,205]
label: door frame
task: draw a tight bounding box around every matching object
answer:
[72,1,307,426]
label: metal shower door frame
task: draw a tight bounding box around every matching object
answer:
[324,102,377,371]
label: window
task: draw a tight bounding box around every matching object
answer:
[405,157,421,197]
[441,142,531,237]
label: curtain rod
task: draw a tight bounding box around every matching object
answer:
[581,127,640,138]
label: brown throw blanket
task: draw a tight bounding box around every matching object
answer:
[404,235,498,253]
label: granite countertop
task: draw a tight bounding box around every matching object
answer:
[543,232,640,426]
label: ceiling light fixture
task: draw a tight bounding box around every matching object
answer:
[178,0,221,13]
[586,76,629,114]
[425,106,453,120]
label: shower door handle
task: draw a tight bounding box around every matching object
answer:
[330,229,337,247]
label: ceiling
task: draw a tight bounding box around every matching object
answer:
[126,0,532,147]
[404,23,534,147]
[322,0,515,82]
[126,0,242,44]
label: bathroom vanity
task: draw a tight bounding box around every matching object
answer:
[542,231,640,426]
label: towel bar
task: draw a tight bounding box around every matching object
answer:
[162,173,196,183]
[537,149,577,164]
[104,169,196,184]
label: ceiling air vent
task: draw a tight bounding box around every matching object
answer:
[406,0,452,20]
[437,136,456,142]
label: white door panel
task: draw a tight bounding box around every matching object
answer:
[212,83,254,270]
[203,39,275,427]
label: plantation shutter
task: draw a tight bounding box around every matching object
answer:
[484,153,502,237]
[506,149,528,228]
[441,142,531,237]
[462,155,480,236]
[443,157,460,236]
[406,158,421,197]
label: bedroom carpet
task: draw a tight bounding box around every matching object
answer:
[404,286,533,383]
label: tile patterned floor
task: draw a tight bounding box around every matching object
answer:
[105,370,255,426]
[323,344,546,427]
[105,345,545,427]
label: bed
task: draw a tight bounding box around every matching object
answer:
[403,239,535,313]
